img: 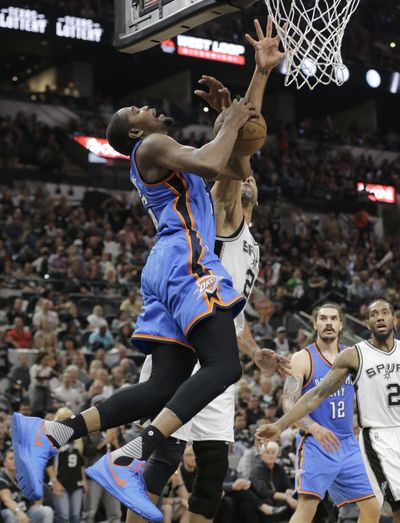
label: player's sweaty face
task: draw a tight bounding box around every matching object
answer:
[315,307,342,340]
[241,176,258,204]
[367,302,394,338]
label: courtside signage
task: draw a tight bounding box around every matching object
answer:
[74,136,129,160]
[357,183,396,204]
[56,16,103,42]
[161,35,245,65]
[0,6,48,33]
[0,6,104,42]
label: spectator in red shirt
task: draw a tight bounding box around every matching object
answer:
[4,317,33,348]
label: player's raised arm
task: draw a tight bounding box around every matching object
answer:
[245,16,286,110]
[138,99,258,181]
[257,347,359,439]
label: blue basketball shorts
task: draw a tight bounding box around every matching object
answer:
[131,236,245,353]
[295,433,375,507]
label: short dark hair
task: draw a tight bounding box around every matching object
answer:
[312,303,344,322]
[367,299,394,318]
[106,110,137,156]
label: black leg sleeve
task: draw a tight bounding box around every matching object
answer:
[166,309,241,423]
[96,344,196,430]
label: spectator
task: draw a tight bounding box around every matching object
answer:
[4,318,33,349]
[47,407,86,523]
[88,325,114,351]
[80,380,103,411]
[32,300,60,330]
[233,413,252,456]
[6,298,28,325]
[119,357,138,384]
[259,377,274,408]
[0,422,12,464]
[0,449,54,523]
[83,396,122,523]
[246,395,264,427]
[250,442,297,518]
[86,305,107,331]
[95,368,113,398]
[53,370,82,414]
[58,337,79,370]
[223,466,286,523]
[29,352,56,416]
[33,319,57,352]
[8,353,30,392]
[161,469,189,523]
[273,327,291,356]
[115,322,134,348]
[119,290,142,319]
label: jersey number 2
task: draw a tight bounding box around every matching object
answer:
[243,269,255,299]
[387,383,400,406]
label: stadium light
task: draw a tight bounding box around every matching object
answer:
[366,69,381,88]
[389,72,400,94]
[334,64,350,83]
[301,58,317,77]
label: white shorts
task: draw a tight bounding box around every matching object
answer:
[359,427,400,507]
[139,358,235,442]
[173,367,235,442]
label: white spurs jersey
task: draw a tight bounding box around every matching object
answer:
[215,218,260,336]
[354,339,400,429]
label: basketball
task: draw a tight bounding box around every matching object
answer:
[214,112,267,157]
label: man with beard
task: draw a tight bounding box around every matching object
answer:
[278,303,379,523]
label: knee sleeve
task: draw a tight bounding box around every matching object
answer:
[189,440,229,519]
[143,437,186,496]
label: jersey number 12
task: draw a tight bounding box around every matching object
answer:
[330,400,345,419]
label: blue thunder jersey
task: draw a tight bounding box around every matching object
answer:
[129,140,245,352]
[302,343,354,437]
[130,140,215,249]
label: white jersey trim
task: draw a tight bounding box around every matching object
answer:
[364,340,397,356]
[353,343,364,385]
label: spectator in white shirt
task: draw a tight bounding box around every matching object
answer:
[53,370,82,414]
[86,305,107,331]
[32,300,60,330]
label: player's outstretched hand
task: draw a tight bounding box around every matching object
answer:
[254,348,291,378]
[245,16,286,74]
[308,423,340,453]
[223,98,259,129]
[256,421,281,442]
[194,75,232,113]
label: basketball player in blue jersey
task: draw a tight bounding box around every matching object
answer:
[126,24,291,520]
[11,18,285,523]
[267,304,380,522]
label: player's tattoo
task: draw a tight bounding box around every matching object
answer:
[282,376,315,430]
[277,367,349,431]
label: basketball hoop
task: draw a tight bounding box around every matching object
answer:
[265,0,361,89]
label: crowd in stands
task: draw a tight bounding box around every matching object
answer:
[0,149,399,519]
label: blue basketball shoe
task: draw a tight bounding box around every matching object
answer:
[11,413,58,500]
[85,454,163,522]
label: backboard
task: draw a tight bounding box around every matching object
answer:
[114,0,256,53]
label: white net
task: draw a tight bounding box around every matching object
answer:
[265,0,361,89]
